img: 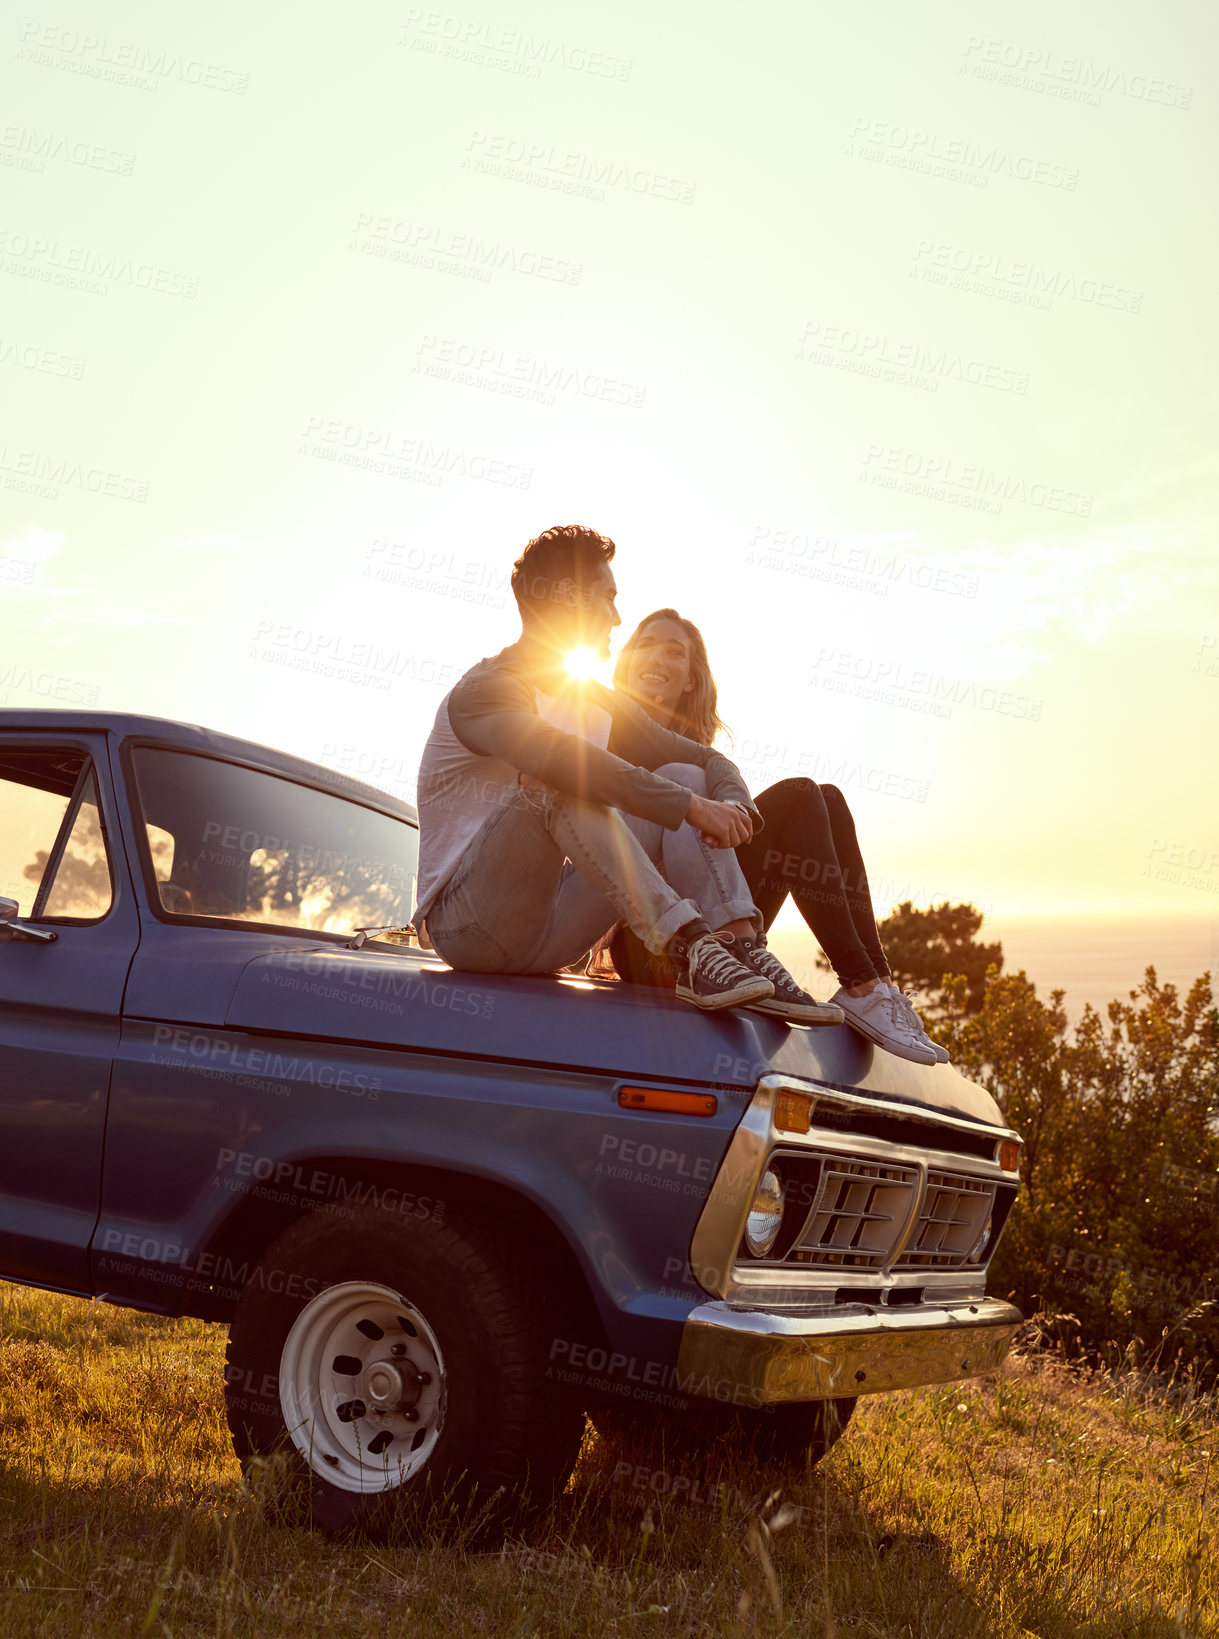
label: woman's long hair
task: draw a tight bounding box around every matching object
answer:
[613,608,728,748]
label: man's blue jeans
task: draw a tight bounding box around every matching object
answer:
[425,763,762,975]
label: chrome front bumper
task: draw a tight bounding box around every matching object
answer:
[677,1296,1022,1405]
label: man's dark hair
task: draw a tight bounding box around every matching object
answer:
[511,524,616,612]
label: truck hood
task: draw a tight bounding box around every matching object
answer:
[225,945,1006,1130]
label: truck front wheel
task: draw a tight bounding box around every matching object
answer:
[224,1202,584,1538]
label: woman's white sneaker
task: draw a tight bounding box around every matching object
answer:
[885,983,951,1062]
[830,985,938,1065]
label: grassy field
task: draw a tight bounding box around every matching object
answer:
[0,1286,1214,1638]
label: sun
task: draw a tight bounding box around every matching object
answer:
[564,647,600,680]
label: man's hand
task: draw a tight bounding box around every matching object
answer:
[686,792,753,849]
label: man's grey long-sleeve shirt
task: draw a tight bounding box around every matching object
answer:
[412,640,759,926]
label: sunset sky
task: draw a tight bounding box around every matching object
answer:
[2,0,1216,953]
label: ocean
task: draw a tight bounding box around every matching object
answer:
[766,916,1216,1026]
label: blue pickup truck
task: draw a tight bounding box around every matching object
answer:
[0,710,1023,1535]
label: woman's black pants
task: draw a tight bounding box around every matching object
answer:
[610,777,890,990]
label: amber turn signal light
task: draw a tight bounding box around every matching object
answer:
[774,1089,813,1133]
[996,1139,1020,1171]
[618,1086,717,1117]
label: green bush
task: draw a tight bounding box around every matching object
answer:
[924,936,1219,1379]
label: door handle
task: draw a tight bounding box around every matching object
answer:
[0,897,58,943]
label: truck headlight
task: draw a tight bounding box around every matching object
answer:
[968,1214,993,1264]
[744,1167,786,1257]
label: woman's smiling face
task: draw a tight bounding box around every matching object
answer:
[624,617,695,718]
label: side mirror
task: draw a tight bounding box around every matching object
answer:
[0,897,57,943]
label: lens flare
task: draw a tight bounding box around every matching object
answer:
[565,648,599,680]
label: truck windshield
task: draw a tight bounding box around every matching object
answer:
[130,747,417,936]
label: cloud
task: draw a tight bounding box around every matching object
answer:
[2,525,64,568]
[878,530,1218,680]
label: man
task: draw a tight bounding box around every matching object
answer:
[411,524,840,1021]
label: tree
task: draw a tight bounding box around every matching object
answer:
[868,897,1219,1376]
[876,900,1004,1015]
[943,963,1219,1380]
[812,898,1003,1014]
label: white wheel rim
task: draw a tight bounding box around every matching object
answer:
[278,1281,447,1494]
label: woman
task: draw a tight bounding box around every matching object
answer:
[608,609,947,1065]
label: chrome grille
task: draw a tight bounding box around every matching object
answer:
[789,1157,920,1269]
[896,1171,996,1268]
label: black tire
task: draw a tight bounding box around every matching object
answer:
[224,1202,585,1540]
[589,1396,855,1473]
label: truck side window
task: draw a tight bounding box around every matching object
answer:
[0,749,84,917]
[130,747,418,935]
[40,769,113,920]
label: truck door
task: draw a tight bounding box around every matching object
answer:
[0,737,140,1291]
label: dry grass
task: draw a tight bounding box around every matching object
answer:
[0,1285,1214,1637]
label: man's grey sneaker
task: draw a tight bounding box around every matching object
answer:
[672,932,774,1012]
[830,984,938,1066]
[735,937,845,1025]
[885,982,951,1062]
